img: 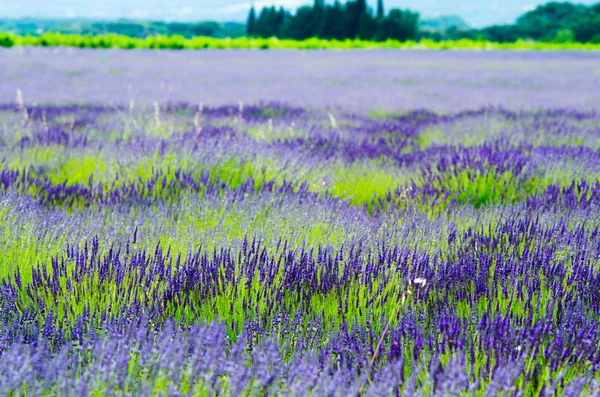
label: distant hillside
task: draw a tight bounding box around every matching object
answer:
[420,15,470,32]
[0,18,246,39]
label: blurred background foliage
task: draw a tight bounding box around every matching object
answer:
[0,1,599,44]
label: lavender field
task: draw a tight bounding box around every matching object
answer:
[3,48,600,111]
[1,48,600,396]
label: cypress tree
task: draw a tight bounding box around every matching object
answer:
[343,0,368,38]
[313,0,326,37]
[377,0,385,19]
[357,0,367,15]
[321,1,345,39]
[247,6,256,36]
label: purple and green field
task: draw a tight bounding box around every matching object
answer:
[1,48,600,396]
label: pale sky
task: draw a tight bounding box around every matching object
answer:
[1,0,597,28]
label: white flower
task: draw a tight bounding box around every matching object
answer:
[413,277,427,287]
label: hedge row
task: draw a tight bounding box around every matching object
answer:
[1,32,600,50]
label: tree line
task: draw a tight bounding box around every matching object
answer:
[445,2,600,43]
[1,2,598,44]
[247,0,419,41]
[0,18,246,39]
[247,1,600,43]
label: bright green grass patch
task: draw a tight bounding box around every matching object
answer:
[1,145,65,170]
[306,158,413,207]
[386,168,552,213]
[1,143,290,191]
[3,32,600,51]
[369,109,408,120]
[447,170,535,208]
[415,128,448,149]
[48,155,109,186]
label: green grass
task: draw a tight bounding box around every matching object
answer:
[1,32,600,51]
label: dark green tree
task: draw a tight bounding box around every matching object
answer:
[341,0,368,38]
[312,0,326,37]
[358,13,378,39]
[377,0,385,19]
[282,6,315,39]
[357,0,367,14]
[516,2,591,41]
[247,6,256,36]
[254,6,286,37]
[320,1,346,39]
[572,4,600,42]
[376,8,419,41]
[479,25,519,42]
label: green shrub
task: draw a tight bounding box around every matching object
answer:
[0,33,14,48]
